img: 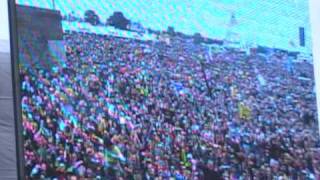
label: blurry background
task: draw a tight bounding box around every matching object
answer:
[15,0,314,54]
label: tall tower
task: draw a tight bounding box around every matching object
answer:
[52,0,56,10]
[225,12,240,44]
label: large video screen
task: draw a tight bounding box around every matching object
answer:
[14,0,320,179]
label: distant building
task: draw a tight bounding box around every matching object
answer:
[158,33,171,45]
[128,22,145,33]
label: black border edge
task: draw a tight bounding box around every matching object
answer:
[8,0,25,179]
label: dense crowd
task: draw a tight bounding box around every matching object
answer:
[21,30,320,179]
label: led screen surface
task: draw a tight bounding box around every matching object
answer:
[14,0,320,179]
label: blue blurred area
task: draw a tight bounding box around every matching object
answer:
[16,0,311,53]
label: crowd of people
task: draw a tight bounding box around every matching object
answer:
[21,30,320,179]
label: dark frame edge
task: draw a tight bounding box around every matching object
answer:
[8,0,25,179]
